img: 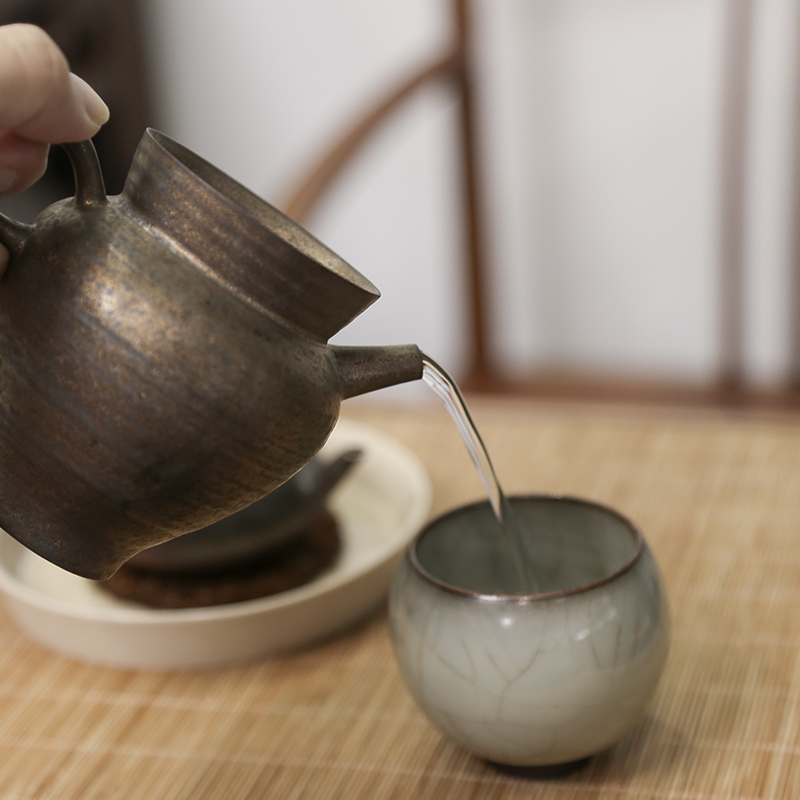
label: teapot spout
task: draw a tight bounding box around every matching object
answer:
[332,344,423,399]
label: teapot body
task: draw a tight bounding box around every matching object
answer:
[0,194,343,578]
[0,132,422,579]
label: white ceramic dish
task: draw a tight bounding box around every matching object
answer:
[0,420,431,669]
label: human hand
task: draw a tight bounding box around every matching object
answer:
[0,23,109,198]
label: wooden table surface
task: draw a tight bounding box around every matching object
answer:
[1,398,799,799]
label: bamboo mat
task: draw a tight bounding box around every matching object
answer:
[0,399,798,799]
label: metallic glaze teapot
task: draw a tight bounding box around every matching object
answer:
[0,129,422,579]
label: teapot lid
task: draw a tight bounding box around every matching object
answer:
[122,129,380,341]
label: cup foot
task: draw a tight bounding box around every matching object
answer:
[487,757,592,779]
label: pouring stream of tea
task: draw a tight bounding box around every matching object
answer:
[421,354,542,595]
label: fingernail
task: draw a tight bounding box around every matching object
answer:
[71,74,110,127]
[0,166,17,195]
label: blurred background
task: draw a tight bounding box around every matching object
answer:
[2,0,799,407]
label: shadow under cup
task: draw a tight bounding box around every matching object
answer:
[389,496,670,768]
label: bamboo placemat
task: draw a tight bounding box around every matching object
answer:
[0,399,798,799]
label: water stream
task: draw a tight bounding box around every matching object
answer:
[421,353,542,595]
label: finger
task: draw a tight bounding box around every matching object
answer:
[0,131,49,196]
[0,24,108,143]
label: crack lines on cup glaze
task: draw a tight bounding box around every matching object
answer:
[485,642,539,688]
[588,593,624,674]
[422,601,480,687]
[586,567,662,678]
[412,594,482,716]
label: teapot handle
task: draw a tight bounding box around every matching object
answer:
[0,138,106,258]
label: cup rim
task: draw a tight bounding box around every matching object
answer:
[408,494,644,601]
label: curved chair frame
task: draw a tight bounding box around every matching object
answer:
[282,0,800,408]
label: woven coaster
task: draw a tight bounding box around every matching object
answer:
[101,509,341,609]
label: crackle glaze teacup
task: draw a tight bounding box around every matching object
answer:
[388,495,669,768]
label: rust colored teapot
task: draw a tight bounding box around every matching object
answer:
[0,130,422,579]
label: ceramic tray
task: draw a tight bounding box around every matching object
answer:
[0,420,431,669]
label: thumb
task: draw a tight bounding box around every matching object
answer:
[0,24,108,143]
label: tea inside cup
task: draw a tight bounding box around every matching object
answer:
[389,495,669,768]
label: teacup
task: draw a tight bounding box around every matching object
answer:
[388,495,669,768]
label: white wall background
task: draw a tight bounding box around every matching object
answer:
[140,0,800,397]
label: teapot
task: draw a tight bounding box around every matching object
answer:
[0,129,422,579]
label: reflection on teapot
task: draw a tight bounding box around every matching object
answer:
[0,130,422,580]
